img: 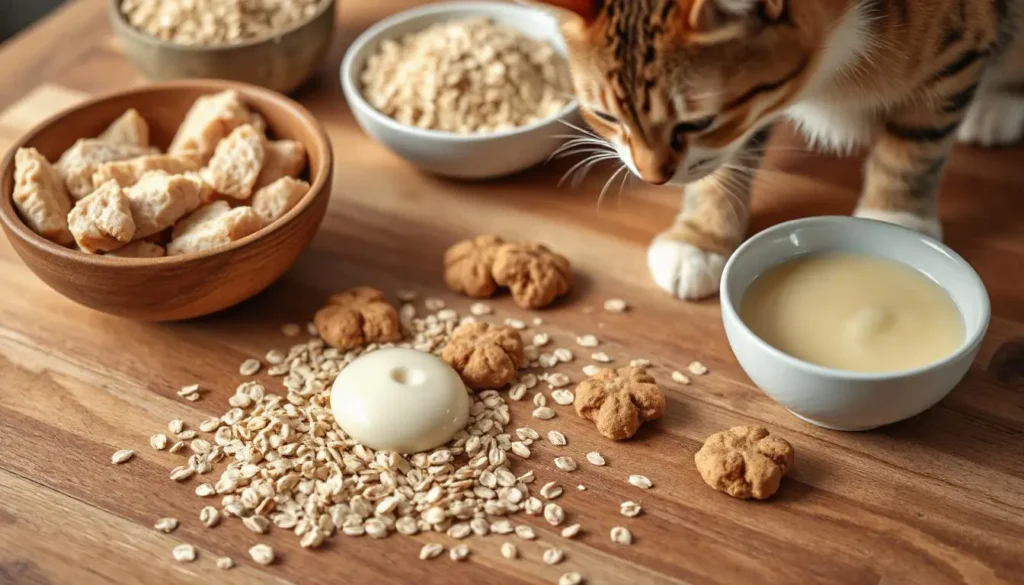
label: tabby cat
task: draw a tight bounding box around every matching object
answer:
[535,0,1024,299]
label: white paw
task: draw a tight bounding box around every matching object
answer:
[957,92,1024,147]
[647,236,727,300]
[854,209,943,241]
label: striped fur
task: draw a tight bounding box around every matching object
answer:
[541,0,1024,299]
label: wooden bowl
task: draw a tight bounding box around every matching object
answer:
[108,0,336,94]
[0,80,333,322]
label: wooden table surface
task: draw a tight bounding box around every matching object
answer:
[1,1,1023,584]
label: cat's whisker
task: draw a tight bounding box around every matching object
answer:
[550,143,611,161]
[557,118,601,140]
[572,155,619,188]
[554,147,616,161]
[596,164,629,210]
[559,153,619,187]
[616,165,632,207]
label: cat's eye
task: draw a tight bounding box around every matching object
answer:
[671,116,717,150]
[590,110,619,125]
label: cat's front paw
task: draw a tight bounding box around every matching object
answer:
[957,92,1024,147]
[853,209,943,241]
[647,234,727,300]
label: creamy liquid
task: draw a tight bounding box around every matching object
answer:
[739,253,963,373]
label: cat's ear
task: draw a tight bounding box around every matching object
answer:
[527,0,605,22]
[688,0,785,31]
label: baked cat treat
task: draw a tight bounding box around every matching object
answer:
[573,366,665,440]
[443,235,506,299]
[313,287,403,351]
[55,138,155,199]
[251,177,309,224]
[166,201,263,256]
[200,124,265,199]
[361,17,571,134]
[91,152,202,189]
[441,321,526,390]
[67,180,136,253]
[11,90,309,258]
[105,240,166,258]
[169,90,251,163]
[12,148,73,245]
[98,108,150,147]
[538,0,1024,301]
[492,242,572,309]
[255,140,307,189]
[694,425,795,500]
[124,170,205,239]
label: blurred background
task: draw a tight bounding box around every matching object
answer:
[2,0,66,43]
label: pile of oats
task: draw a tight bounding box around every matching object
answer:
[120,0,327,46]
[132,293,705,582]
[361,17,571,134]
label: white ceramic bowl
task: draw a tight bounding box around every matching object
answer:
[720,217,990,431]
[340,1,579,179]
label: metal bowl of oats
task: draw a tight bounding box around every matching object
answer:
[109,0,336,94]
[340,2,581,180]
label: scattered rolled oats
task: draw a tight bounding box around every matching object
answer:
[419,543,445,560]
[470,302,493,316]
[169,466,193,482]
[543,548,565,565]
[540,482,563,500]
[591,352,612,363]
[586,452,606,466]
[672,370,691,384]
[149,434,168,450]
[533,393,548,408]
[172,543,196,562]
[551,389,575,405]
[501,542,518,560]
[216,556,234,570]
[514,524,537,540]
[604,298,628,313]
[553,348,574,362]
[281,323,301,337]
[505,318,527,330]
[582,365,601,376]
[200,506,220,528]
[547,430,567,446]
[154,517,179,533]
[111,449,134,464]
[576,335,599,348]
[629,358,651,368]
[533,333,551,347]
[628,475,653,489]
[544,503,565,526]
[491,520,514,534]
[620,501,642,517]
[243,515,270,534]
[533,407,556,420]
[511,442,532,458]
[547,373,571,388]
[688,361,709,376]
[554,456,577,472]
[560,524,581,539]
[449,544,470,561]
[560,572,584,585]
[239,358,261,376]
[177,384,202,400]
[611,526,633,545]
[167,419,184,434]
[248,544,275,565]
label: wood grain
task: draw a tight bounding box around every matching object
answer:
[0,1,1022,584]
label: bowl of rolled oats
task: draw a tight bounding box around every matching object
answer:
[0,80,333,321]
[340,2,579,179]
[109,0,336,93]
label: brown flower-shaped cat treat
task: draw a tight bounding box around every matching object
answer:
[694,425,795,500]
[441,322,525,390]
[443,235,505,298]
[314,287,402,351]
[491,242,572,309]
[573,366,666,440]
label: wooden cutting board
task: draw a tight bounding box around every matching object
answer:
[0,2,1022,584]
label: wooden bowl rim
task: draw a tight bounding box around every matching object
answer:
[0,79,334,269]
[107,0,337,53]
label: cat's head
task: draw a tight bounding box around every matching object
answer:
[537,0,817,185]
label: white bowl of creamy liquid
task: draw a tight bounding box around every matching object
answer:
[720,217,990,431]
